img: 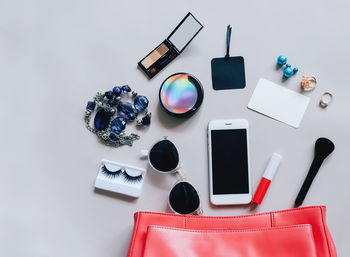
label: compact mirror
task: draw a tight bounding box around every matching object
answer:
[168,13,203,52]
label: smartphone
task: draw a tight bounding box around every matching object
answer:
[208,119,251,205]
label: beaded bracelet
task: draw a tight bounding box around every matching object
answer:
[84,85,151,147]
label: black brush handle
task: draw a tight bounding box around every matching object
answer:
[295,155,324,206]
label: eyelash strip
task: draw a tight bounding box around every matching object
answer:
[101,165,143,183]
[101,165,122,179]
[123,173,143,183]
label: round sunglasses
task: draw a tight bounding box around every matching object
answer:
[145,138,202,215]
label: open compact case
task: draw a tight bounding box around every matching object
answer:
[95,159,146,198]
[138,12,203,78]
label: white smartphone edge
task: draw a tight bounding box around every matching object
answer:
[208,119,252,205]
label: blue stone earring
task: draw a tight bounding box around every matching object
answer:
[283,64,298,78]
[277,55,298,78]
[277,55,287,65]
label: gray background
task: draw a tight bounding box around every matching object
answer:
[0,0,349,256]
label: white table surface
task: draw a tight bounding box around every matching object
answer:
[1,0,349,256]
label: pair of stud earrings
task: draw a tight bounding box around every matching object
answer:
[277,55,298,78]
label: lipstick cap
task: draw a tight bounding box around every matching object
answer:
[263,153,282,180]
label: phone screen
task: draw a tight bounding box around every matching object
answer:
[211,129,249,194]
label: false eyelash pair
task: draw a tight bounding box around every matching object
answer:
[101,165,143,183]
[95,159,147,198]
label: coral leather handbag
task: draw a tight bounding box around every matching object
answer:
[126,206,337,257]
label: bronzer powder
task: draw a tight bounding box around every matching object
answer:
[141,43,169,69]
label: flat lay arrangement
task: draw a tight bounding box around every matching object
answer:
[80,11,339,257]
[5,0,350,255]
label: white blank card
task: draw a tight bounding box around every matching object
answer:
[248,78,310,128]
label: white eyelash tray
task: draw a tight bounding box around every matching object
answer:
[95,159,146,198]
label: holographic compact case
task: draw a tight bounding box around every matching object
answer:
[159,73,204,117]
[138,12,203,79]
[95,159,146,198]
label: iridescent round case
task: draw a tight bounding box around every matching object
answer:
[159,73,204,117]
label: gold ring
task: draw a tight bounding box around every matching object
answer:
[319,92,333,108]
[301,75,317,91]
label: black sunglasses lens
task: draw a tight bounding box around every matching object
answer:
[169,181,200,214]
[149,140,179,172]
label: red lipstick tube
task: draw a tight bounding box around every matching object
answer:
[252,153,282,205]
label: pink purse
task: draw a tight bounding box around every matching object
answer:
[126,206,337,257]
[143,225,317,257]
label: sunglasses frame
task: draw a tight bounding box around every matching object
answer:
[147,137,203,215]
[147,141,180,175]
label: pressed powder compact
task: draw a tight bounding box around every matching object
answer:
[159,73,204,117]
[138,13,203,79]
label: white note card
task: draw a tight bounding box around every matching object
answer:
[248,78,310,128]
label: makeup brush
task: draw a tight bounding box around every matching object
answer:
[295,138,335,207]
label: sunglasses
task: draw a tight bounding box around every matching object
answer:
[145,138,202,215]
